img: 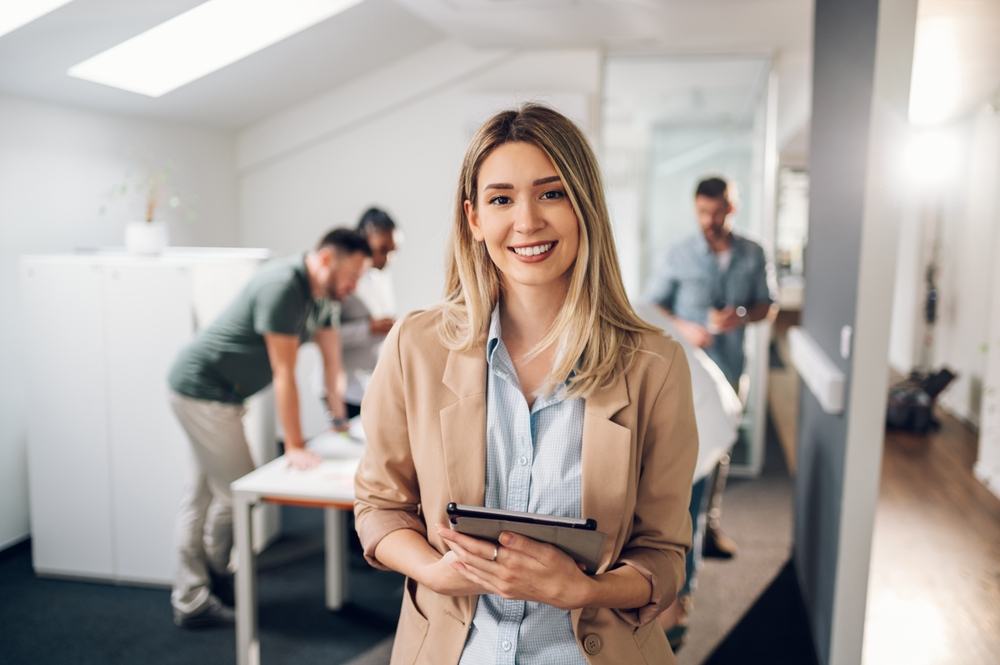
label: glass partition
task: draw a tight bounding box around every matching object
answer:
[602,55,777,475]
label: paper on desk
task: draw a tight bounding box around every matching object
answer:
[307,428,366,459]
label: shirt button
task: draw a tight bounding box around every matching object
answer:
[518,455,528,466]
[501,640,512,651]
[582,633,602,655]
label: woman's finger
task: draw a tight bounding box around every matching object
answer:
[437,525,500,560]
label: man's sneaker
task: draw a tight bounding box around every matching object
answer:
[174,595,235,629]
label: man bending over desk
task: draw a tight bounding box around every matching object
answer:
[166,228,371,628]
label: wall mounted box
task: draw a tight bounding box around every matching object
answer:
[20,248,278,586]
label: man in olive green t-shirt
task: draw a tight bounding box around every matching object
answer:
[167,228,371,628]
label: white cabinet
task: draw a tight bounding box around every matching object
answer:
[21,249,278,586]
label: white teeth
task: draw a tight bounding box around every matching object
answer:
[513,243,552,256]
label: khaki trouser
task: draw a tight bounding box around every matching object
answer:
[169,391,256,618]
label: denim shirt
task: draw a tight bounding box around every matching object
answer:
[458,307,588,665]
[643,231,775,385]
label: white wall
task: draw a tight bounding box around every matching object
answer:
[236,40,601,315]
[887,108,1000,427]
[0,94,238,550]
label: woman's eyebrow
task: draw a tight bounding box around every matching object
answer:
[483,175,561,190]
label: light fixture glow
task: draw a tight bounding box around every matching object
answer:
[0,0,75,39]
[902,129,961,188]
[68,0,365,98]
[909,16,960,127]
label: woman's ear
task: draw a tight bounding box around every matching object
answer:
[464,199,485,242]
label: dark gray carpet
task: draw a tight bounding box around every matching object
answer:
[0,507,403,665]
[679,416,796,664]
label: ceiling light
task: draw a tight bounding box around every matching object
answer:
[909,16,960,127]
[0,0,75,39]
[68,0,365,98]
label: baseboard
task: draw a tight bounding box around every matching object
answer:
[34,568,172,589]
[0,532,29,553]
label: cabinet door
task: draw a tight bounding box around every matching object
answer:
[21,260,113,578]
[104,263,194,584]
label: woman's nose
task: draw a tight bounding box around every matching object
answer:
[512,201,545,234]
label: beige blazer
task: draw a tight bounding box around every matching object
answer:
[354,308,698,665]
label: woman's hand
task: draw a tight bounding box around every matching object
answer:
[436,525,593,611]
[418,549,489,597]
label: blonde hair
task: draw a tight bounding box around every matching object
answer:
[439,104,659,399]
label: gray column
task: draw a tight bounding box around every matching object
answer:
[795,1,918,664]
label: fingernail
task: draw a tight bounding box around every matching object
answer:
[500,532,513,546]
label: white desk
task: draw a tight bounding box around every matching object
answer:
[231,432,365,665]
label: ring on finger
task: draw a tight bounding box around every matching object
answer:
[492,546,499,562]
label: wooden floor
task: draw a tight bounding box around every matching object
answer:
[766,317,1000,663]
[863,412,1000,664]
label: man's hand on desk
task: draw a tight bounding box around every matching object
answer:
[369,317,395,336]
[285,446,322,470]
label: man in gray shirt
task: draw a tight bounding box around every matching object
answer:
[167,228,371,628]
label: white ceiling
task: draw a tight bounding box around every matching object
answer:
[0,0,443,129]
[603,56,771,130]
[0,0,815,131]
[395,0,813,53]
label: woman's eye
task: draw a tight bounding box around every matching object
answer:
[541,189,565,200]
[489,195,512,205]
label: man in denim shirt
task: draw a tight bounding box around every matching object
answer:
[644,177,777,388]
[644,176,776,644]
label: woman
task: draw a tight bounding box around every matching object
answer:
[354,104,698,664]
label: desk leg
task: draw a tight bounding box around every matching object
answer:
[324,508,348,611]
[234,492,260,665]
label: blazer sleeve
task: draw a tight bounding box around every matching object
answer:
[353,316,426,570]
[616,340,699,626]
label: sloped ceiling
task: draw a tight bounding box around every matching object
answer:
[0,0,444,129]
[0,0,816,131]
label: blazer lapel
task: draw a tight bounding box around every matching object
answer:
[440,343,488,508]
[581,370,632,570]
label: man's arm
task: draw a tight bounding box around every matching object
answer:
[655,304,715,349]
[264,333,321,470]
[314,326,350,431]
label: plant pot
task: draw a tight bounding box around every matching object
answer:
[125,221,169,255]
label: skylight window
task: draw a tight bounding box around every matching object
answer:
[68,0,365,98]
[0,0,75,39]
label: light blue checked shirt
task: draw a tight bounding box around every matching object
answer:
[643,231,775,386]
[458,307,589,665]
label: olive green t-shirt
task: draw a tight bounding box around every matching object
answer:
[168,253,340,404]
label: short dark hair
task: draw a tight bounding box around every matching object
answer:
[357,207,396,235]
[695,177,731,202]
[316,228,372,256]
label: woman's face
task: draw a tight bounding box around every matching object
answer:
[465,142,580,295]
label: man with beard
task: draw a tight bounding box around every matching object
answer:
[166,228,371,628]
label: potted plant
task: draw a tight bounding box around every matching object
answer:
[101,153,196,255]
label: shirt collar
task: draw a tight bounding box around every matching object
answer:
[486,304,503,366]
[696,229,742,256]
[293,251,314,300]
[485,304,574,406]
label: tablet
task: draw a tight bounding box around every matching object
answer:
[446,503,606,574]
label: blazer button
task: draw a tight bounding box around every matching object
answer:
[583,633,602,655]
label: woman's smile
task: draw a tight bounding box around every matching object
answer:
[509,240,557,261]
